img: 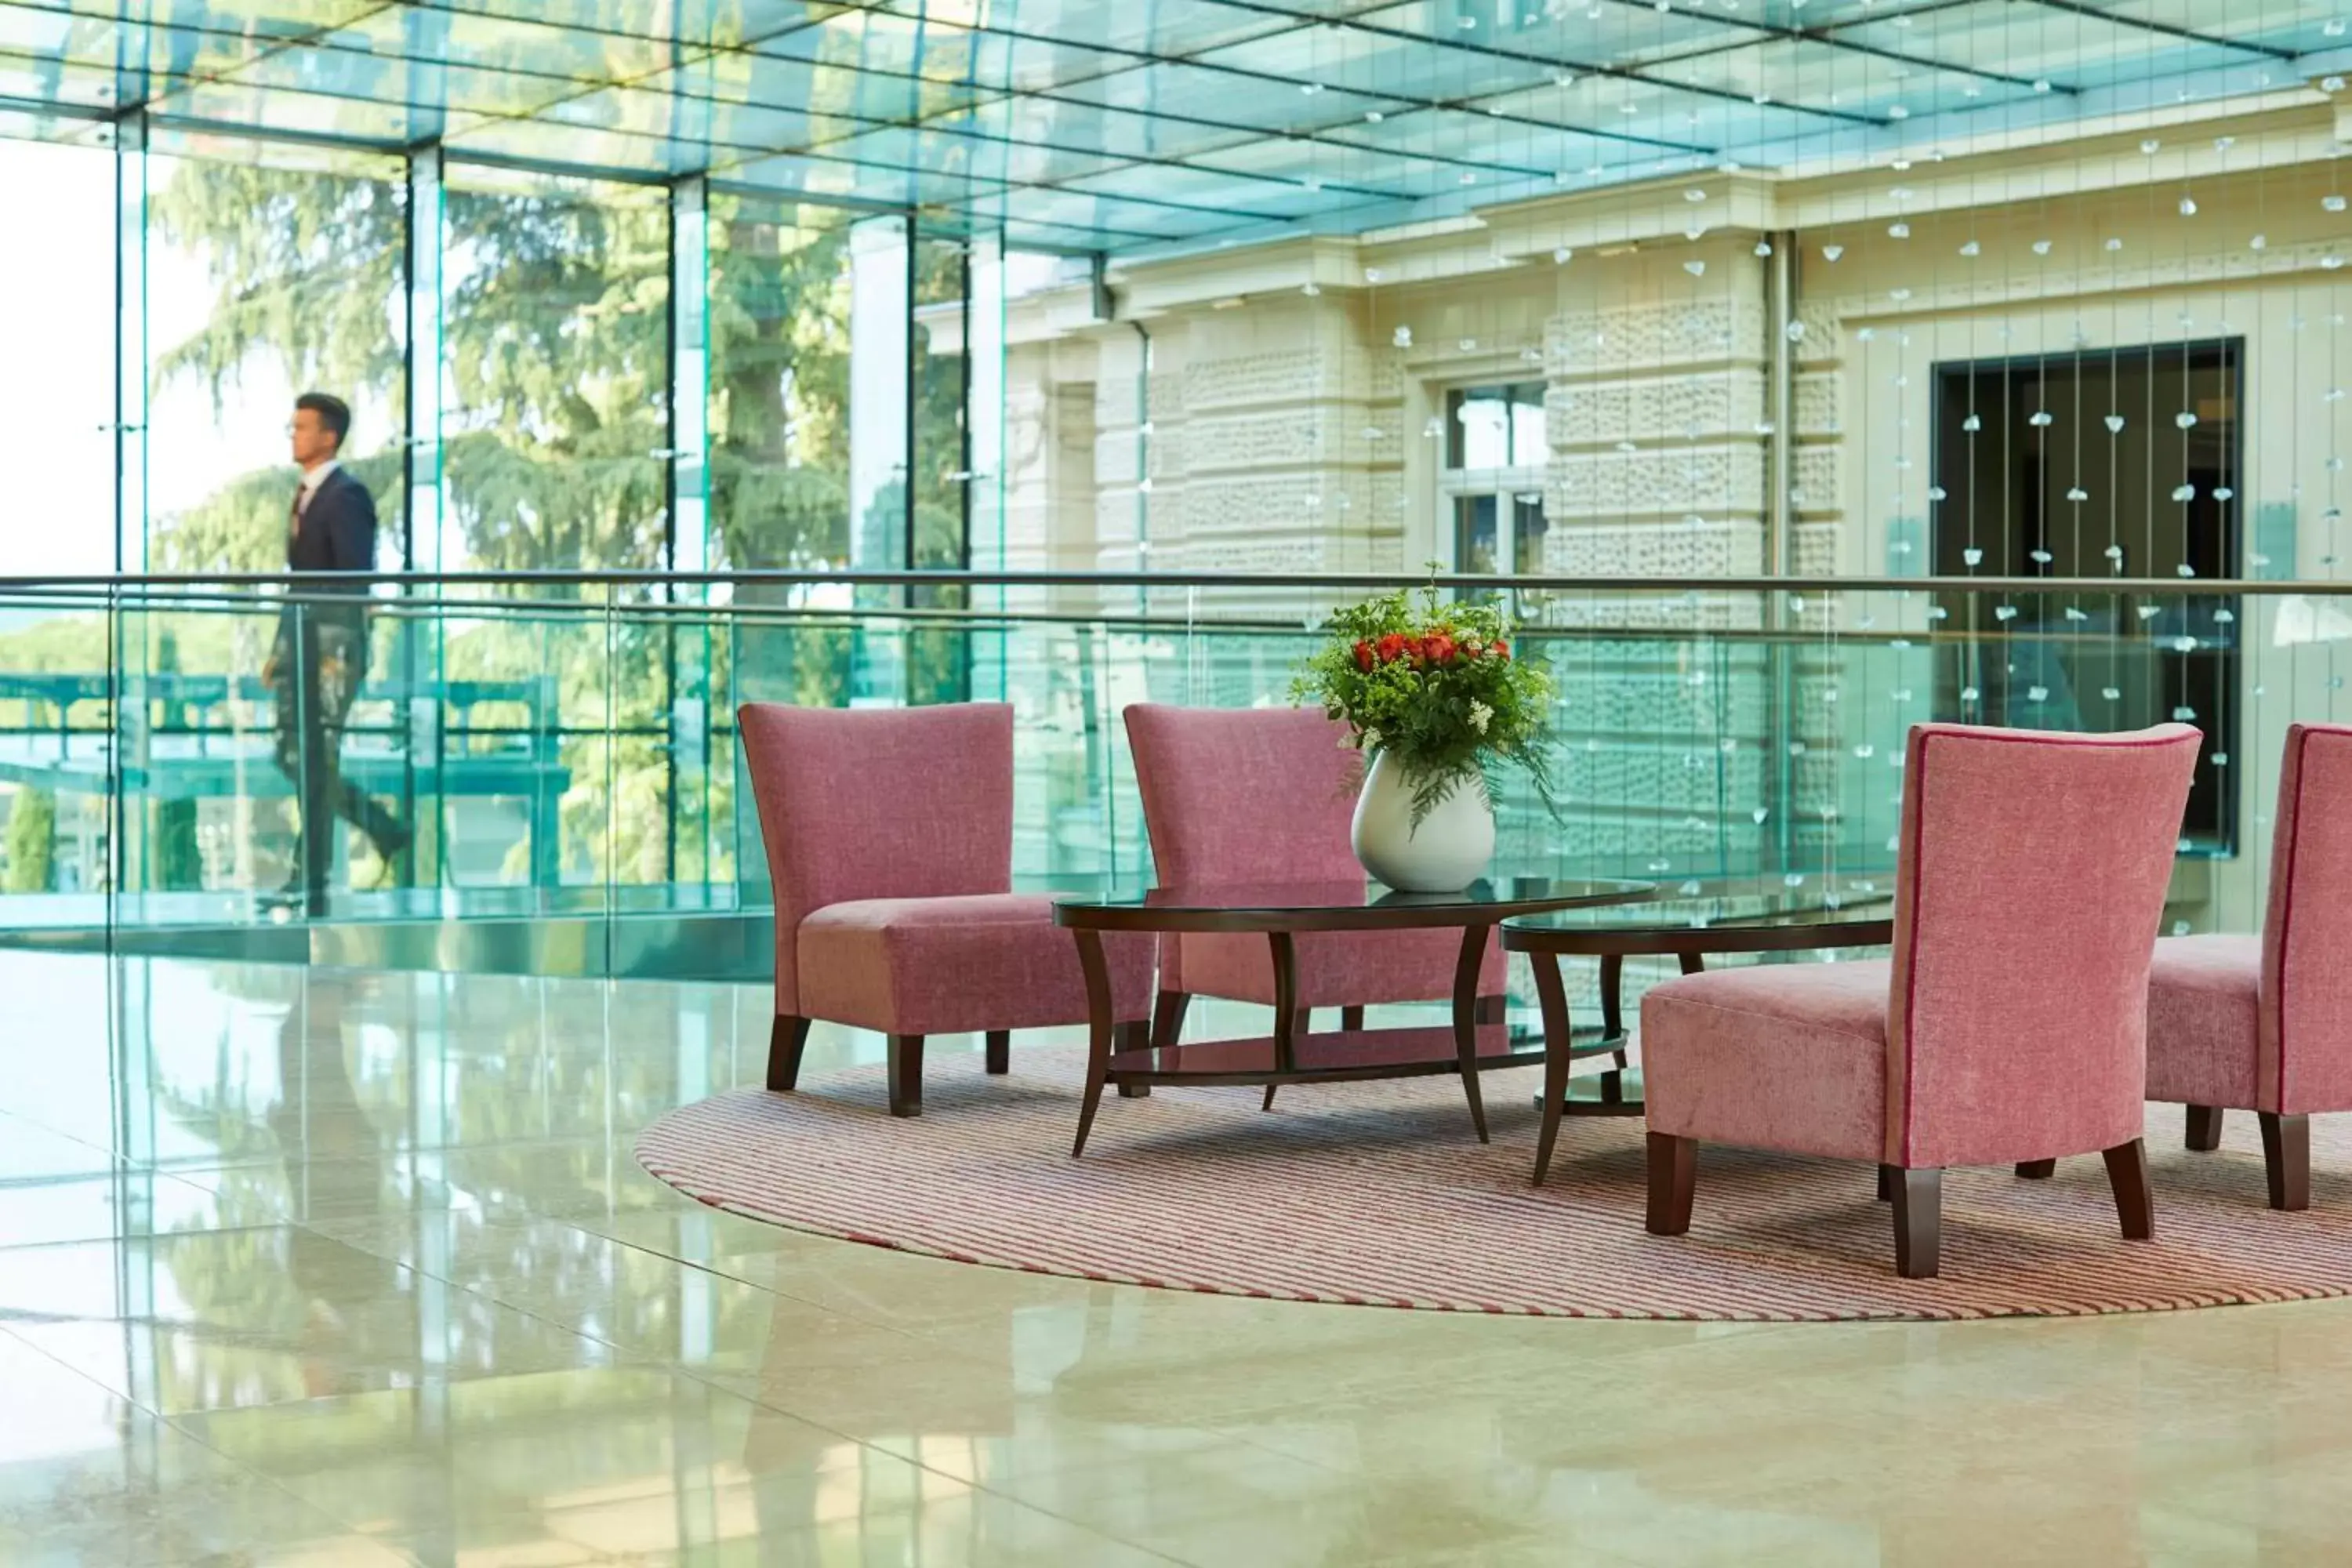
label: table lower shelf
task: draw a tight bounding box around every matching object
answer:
[1106,1024,1539,1087]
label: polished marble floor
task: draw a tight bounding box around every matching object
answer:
[2,950,2350,1565]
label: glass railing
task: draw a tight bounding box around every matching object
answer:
[0,571,2341,974]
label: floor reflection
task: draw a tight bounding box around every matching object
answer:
[0,952,2345,1564]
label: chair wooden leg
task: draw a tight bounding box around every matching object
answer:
[2102,1138,2155,1239]
[1473,993,1507,1025]
[984,1030,1010,1076]
[887,1034,924,1118]
[1892,1168,1943,1278]
[1876,1164,1895,1202]
[1150,990,1190,1051]
[2260,1112,2310,1211]
[1340,1004,1365,1032]
[1645,1132,1697,1236]
[2187,1105,2224,1152]
[766,1015,812,1092]
[2015,1159,2057,1179]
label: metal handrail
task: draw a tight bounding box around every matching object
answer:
[1,568,2346,597]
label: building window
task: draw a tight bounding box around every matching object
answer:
[1931,339,2241,851]
[1445,383,1549,577]
[1445,382,1546,470]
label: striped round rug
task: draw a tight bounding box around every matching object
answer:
[635,1050,2352,1320]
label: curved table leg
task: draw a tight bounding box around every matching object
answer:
[1265,933,1298,1111]
[1530,949,1573,1185]
[1452,924,1491,1144]
[1070,929,1115,1158]
[1599,953,1627,1076]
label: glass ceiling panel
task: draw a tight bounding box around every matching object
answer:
[670,49,978,125]
[716,146,1007,208]
[1743,0,1988,25]
[0,5,270,85]
[0,0,2342,260]
[150,78,445,143]
[1179,133,1487,201]
[322,4,701,89]
[1838,2,2242,89]
[1343,0,1744,71]
[1057,162,1364,219]
[1192,22,1553,103]
[1319,104,1679,175]
[810,122,1130,187]
[443,114,719,176]
[428,0,827,49]
[950,29,1149,94]
[2107,0,2348,53]
[1637,38,2045,122]
[884,0,1285,60]
[949,185,1233,241]
[0,52,118,111]
[939,93,1265,164]
[207,42,583,122]
[1053,60,1406,136]
[20,0,381,41]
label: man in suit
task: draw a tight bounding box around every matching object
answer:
[263,393,408,914]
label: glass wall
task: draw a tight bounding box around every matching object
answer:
[0,139,113,577]
[441,168,669,579]
[143,142,408,577]
[706,193,853,576]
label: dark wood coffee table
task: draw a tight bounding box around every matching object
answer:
[1501,874,1896,1185]
[1054,877,1655,1157]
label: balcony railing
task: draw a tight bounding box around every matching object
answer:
[0,570,2339,976]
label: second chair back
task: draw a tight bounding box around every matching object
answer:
[1886,722,2200,1170]
[2261,723,2352,1112]
[1123,704,1363,887]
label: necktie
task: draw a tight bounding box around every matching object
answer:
[289,483,306,549]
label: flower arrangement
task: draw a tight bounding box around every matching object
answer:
[1292,582,1559,826]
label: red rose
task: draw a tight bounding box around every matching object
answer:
[1375,633,1410,663]
[1352,640,1374,672]
[1493,638,1510,660]
[1423,631,1458,664]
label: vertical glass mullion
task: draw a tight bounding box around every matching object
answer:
[969,227,1007,701]
[111,113,147,924]
[667,178,710,893]
[405,146,445,899]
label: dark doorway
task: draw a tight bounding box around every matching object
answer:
[1931,339,2241,851]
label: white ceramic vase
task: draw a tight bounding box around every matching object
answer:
[1350,750,1496,894]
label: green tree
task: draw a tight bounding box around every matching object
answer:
[4,787,55,894]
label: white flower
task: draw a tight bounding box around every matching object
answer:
[1468,701,1494,735]
[1363,728,1383,750]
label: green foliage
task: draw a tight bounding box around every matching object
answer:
[4,788,55,894]
[1291,581,1559,824]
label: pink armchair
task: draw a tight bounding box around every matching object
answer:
[2150,723,2352,1209]
[738,702,1152,1118]
[1123,704,1507,1053]
[1640,722,2200,1277]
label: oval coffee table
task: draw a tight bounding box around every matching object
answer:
[1054,877,1655,1157]
[1501,875,1896,1185]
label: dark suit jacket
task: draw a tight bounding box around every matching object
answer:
[283,466,378,648]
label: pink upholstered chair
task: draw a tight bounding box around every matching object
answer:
[1640,722,2200,1278]
[1123,704,1507,1051]
[738,702,1152,1118]
[2149,723,2352,1210]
